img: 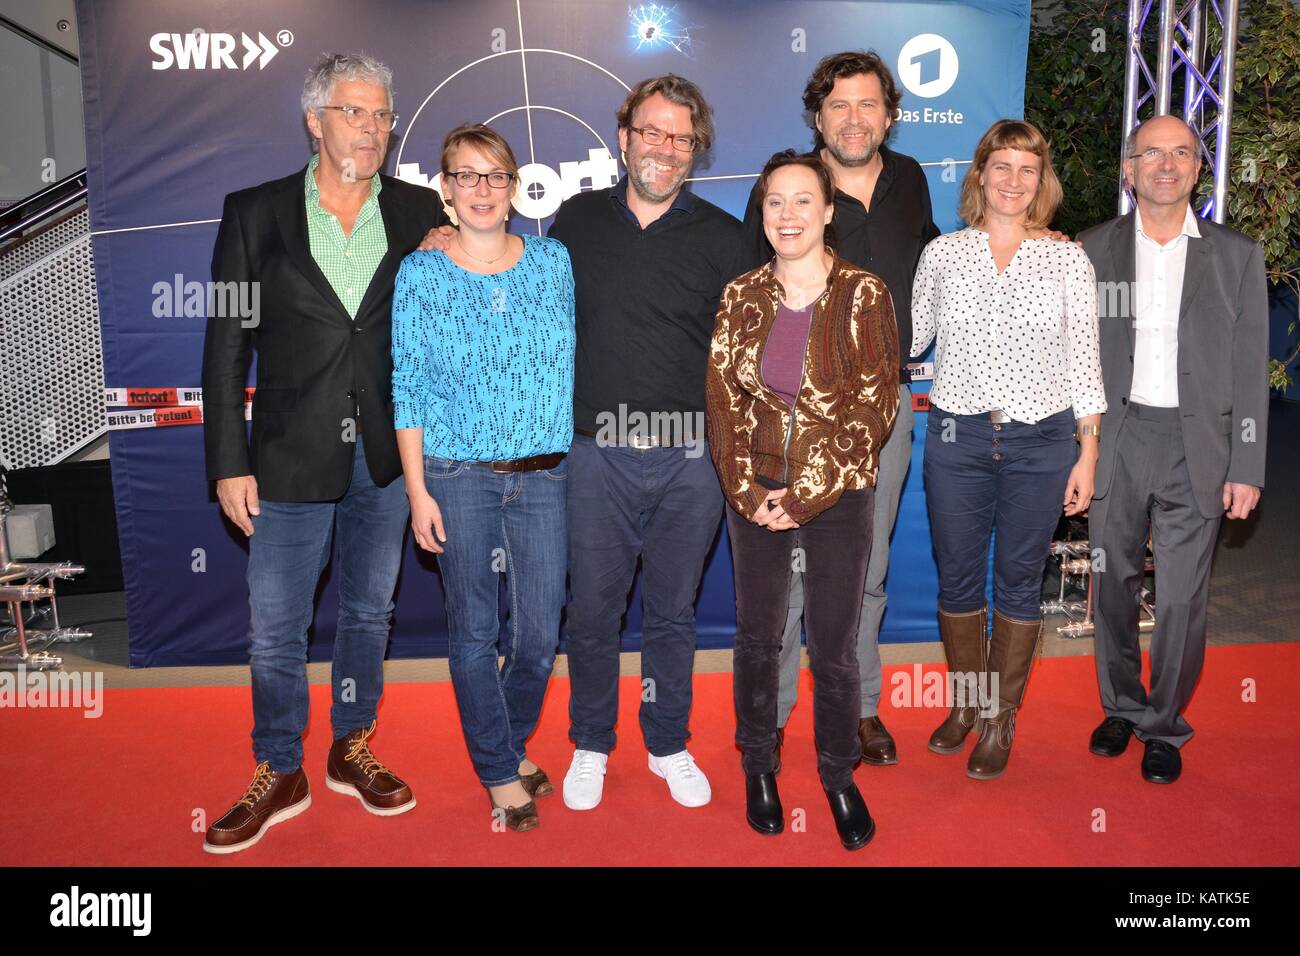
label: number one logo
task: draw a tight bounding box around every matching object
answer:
[898,34,959,98]
[910,47,942,86]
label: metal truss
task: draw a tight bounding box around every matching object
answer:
[1119,0,1242,222]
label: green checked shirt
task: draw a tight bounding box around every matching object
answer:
[304,154,387,319]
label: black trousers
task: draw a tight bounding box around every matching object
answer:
[726,487,875,791]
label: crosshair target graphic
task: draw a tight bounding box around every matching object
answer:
[394,47,632,232]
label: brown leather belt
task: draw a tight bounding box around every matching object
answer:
[466,452,566,474]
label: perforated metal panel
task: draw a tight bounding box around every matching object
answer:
[0,206,92,282]
[0,209,106,469]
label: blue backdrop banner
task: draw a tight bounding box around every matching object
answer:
[75,0,1030,666]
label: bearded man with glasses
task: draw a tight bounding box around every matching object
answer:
[549,75,744,812]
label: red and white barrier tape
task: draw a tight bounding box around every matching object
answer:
[104,387,251,431]
[103,366,933,431]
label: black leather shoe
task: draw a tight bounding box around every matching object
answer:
[1089,716,1136,757]
[745,772,784,835]
[773,727,785,776]
[1141,739,1182,784]
[824,783,876,851]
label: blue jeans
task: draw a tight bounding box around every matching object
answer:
[923,407,1076,620]
[564,435,724,757]
[247,436,408,773]
[424,455,568,787]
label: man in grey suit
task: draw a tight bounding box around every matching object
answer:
[1079,114,1268,784]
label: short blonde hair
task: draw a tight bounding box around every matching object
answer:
[440,123,519,180]
[959,119,1063,229]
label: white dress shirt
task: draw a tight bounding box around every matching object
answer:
[910,228,1107,423]
[1130,205,1200,407]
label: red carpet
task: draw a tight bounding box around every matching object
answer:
[3,643,1297,866]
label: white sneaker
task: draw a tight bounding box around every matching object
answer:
[648,750,712,807]
[563,749,608,810]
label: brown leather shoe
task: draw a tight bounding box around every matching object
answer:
[203,762,311,855]
[326,721,415,816]
[773,726,785,775]
[929,606,988,754]
[967,612,1043,780]
[859,716,898,765]
[487,789,539,832]
[519,766,554,797]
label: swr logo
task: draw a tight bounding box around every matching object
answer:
[149,29,293,70]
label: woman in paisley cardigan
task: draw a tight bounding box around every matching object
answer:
[706,150,899,850]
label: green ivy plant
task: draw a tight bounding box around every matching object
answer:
[1026,0,1300,392]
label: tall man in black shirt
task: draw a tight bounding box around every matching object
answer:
[548,75,744,811]
[737,51,940,769]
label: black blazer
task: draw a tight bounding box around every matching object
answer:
[202,166,450,501]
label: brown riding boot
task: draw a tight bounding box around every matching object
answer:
[928,606,988,754]
[967,611,1044,780]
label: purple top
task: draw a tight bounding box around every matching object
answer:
[761,300,814,407]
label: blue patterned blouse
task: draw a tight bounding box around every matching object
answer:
[392,234,575,460]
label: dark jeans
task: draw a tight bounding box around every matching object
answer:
[726,487,875,792]
[247,436,408,773]
[923,407,1076,620]
[564,434,723,757]
[424,455,568,787]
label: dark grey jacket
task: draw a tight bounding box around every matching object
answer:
[1079,211,1269,519]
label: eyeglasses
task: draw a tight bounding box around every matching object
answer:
[446,170,515,189]
[320,105,399,132]
[1130,146,1196,165]
[629,125,697,153]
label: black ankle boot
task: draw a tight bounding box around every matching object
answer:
[824,783,875,850]
[745,772,784,835]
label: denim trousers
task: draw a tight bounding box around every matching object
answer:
[727,487,875,792]
[922,407,1076,620]
[247,436,408,773]
[424,455,568,787]
[564,434,724,757]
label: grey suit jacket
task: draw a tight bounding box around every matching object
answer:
[1078,211,1269,519]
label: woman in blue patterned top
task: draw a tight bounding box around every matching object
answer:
[393,124,575,832]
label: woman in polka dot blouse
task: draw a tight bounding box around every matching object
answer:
[910,119,1106,781]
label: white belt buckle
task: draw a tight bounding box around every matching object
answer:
[989,409,1010,424]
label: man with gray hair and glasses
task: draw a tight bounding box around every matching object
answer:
[201,52,450,854]
[1079,114,1267,785]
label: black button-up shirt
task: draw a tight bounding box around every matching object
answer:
[548,177,744,431]
[738,144,940,370]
